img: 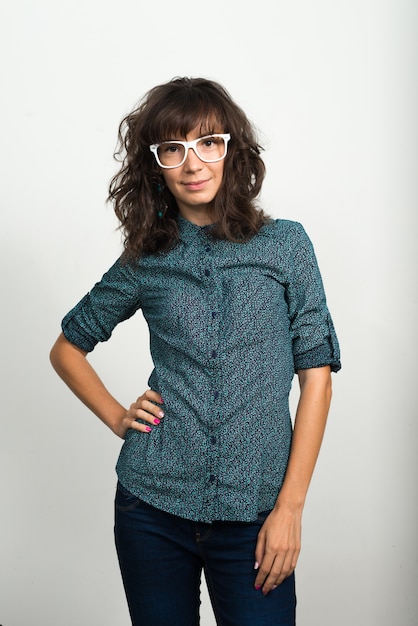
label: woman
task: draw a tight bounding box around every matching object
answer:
[50,76,341,626]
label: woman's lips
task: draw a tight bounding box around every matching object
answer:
[182,179,209,191]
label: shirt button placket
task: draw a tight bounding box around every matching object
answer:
[202,236,221,519]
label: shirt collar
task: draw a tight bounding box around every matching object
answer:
[177,214,215,244]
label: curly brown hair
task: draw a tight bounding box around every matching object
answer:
[108,77,268,258]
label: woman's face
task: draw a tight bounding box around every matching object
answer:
[160,125,225,226]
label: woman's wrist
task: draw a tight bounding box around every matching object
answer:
[274,489,305,514]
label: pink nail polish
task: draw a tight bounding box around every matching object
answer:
[145,426,152,432]
[160,396,164,404]
[255,585,261,591]
[154,418,160,425]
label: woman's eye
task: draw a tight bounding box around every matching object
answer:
[201,137,221,149]
[162,144,180,154]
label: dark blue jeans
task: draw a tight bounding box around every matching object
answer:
[114,482,296,625]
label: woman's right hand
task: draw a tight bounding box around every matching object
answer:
[115,389,164,439]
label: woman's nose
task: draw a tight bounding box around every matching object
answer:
[183,147,203,171]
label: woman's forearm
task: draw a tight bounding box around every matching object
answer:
[275,366,332,511]
[50,332,127,434]
[50,333,165,438]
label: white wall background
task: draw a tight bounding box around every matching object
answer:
[1,0,416,624]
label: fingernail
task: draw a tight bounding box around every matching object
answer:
[254,561,259,570]
[145,426,152,432]
[158,411,164,418]
[272,585,278,590]
[254,585,261,591]
[160,396,164,404]
[154,418,161,425]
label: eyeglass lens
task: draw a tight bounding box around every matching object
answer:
[157,136,227,167]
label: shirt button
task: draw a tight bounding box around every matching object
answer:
[209,474,216,483]
[211,350,217,358]
[210,436,217,445]
[204,269,210,276]
[213,391,219,400]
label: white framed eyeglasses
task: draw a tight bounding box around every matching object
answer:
[150,133,231,169]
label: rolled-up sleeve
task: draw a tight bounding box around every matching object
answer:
[285,223,341,372]
[62,258,142,352]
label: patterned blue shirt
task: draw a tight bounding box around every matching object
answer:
[62,217,341,522]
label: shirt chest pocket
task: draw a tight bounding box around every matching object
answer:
[222,271,290,338]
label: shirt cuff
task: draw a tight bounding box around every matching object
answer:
[294,339,341,373]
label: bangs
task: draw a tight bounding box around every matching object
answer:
[147,95,227,142]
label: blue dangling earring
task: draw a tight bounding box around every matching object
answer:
[156,181,167,218]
